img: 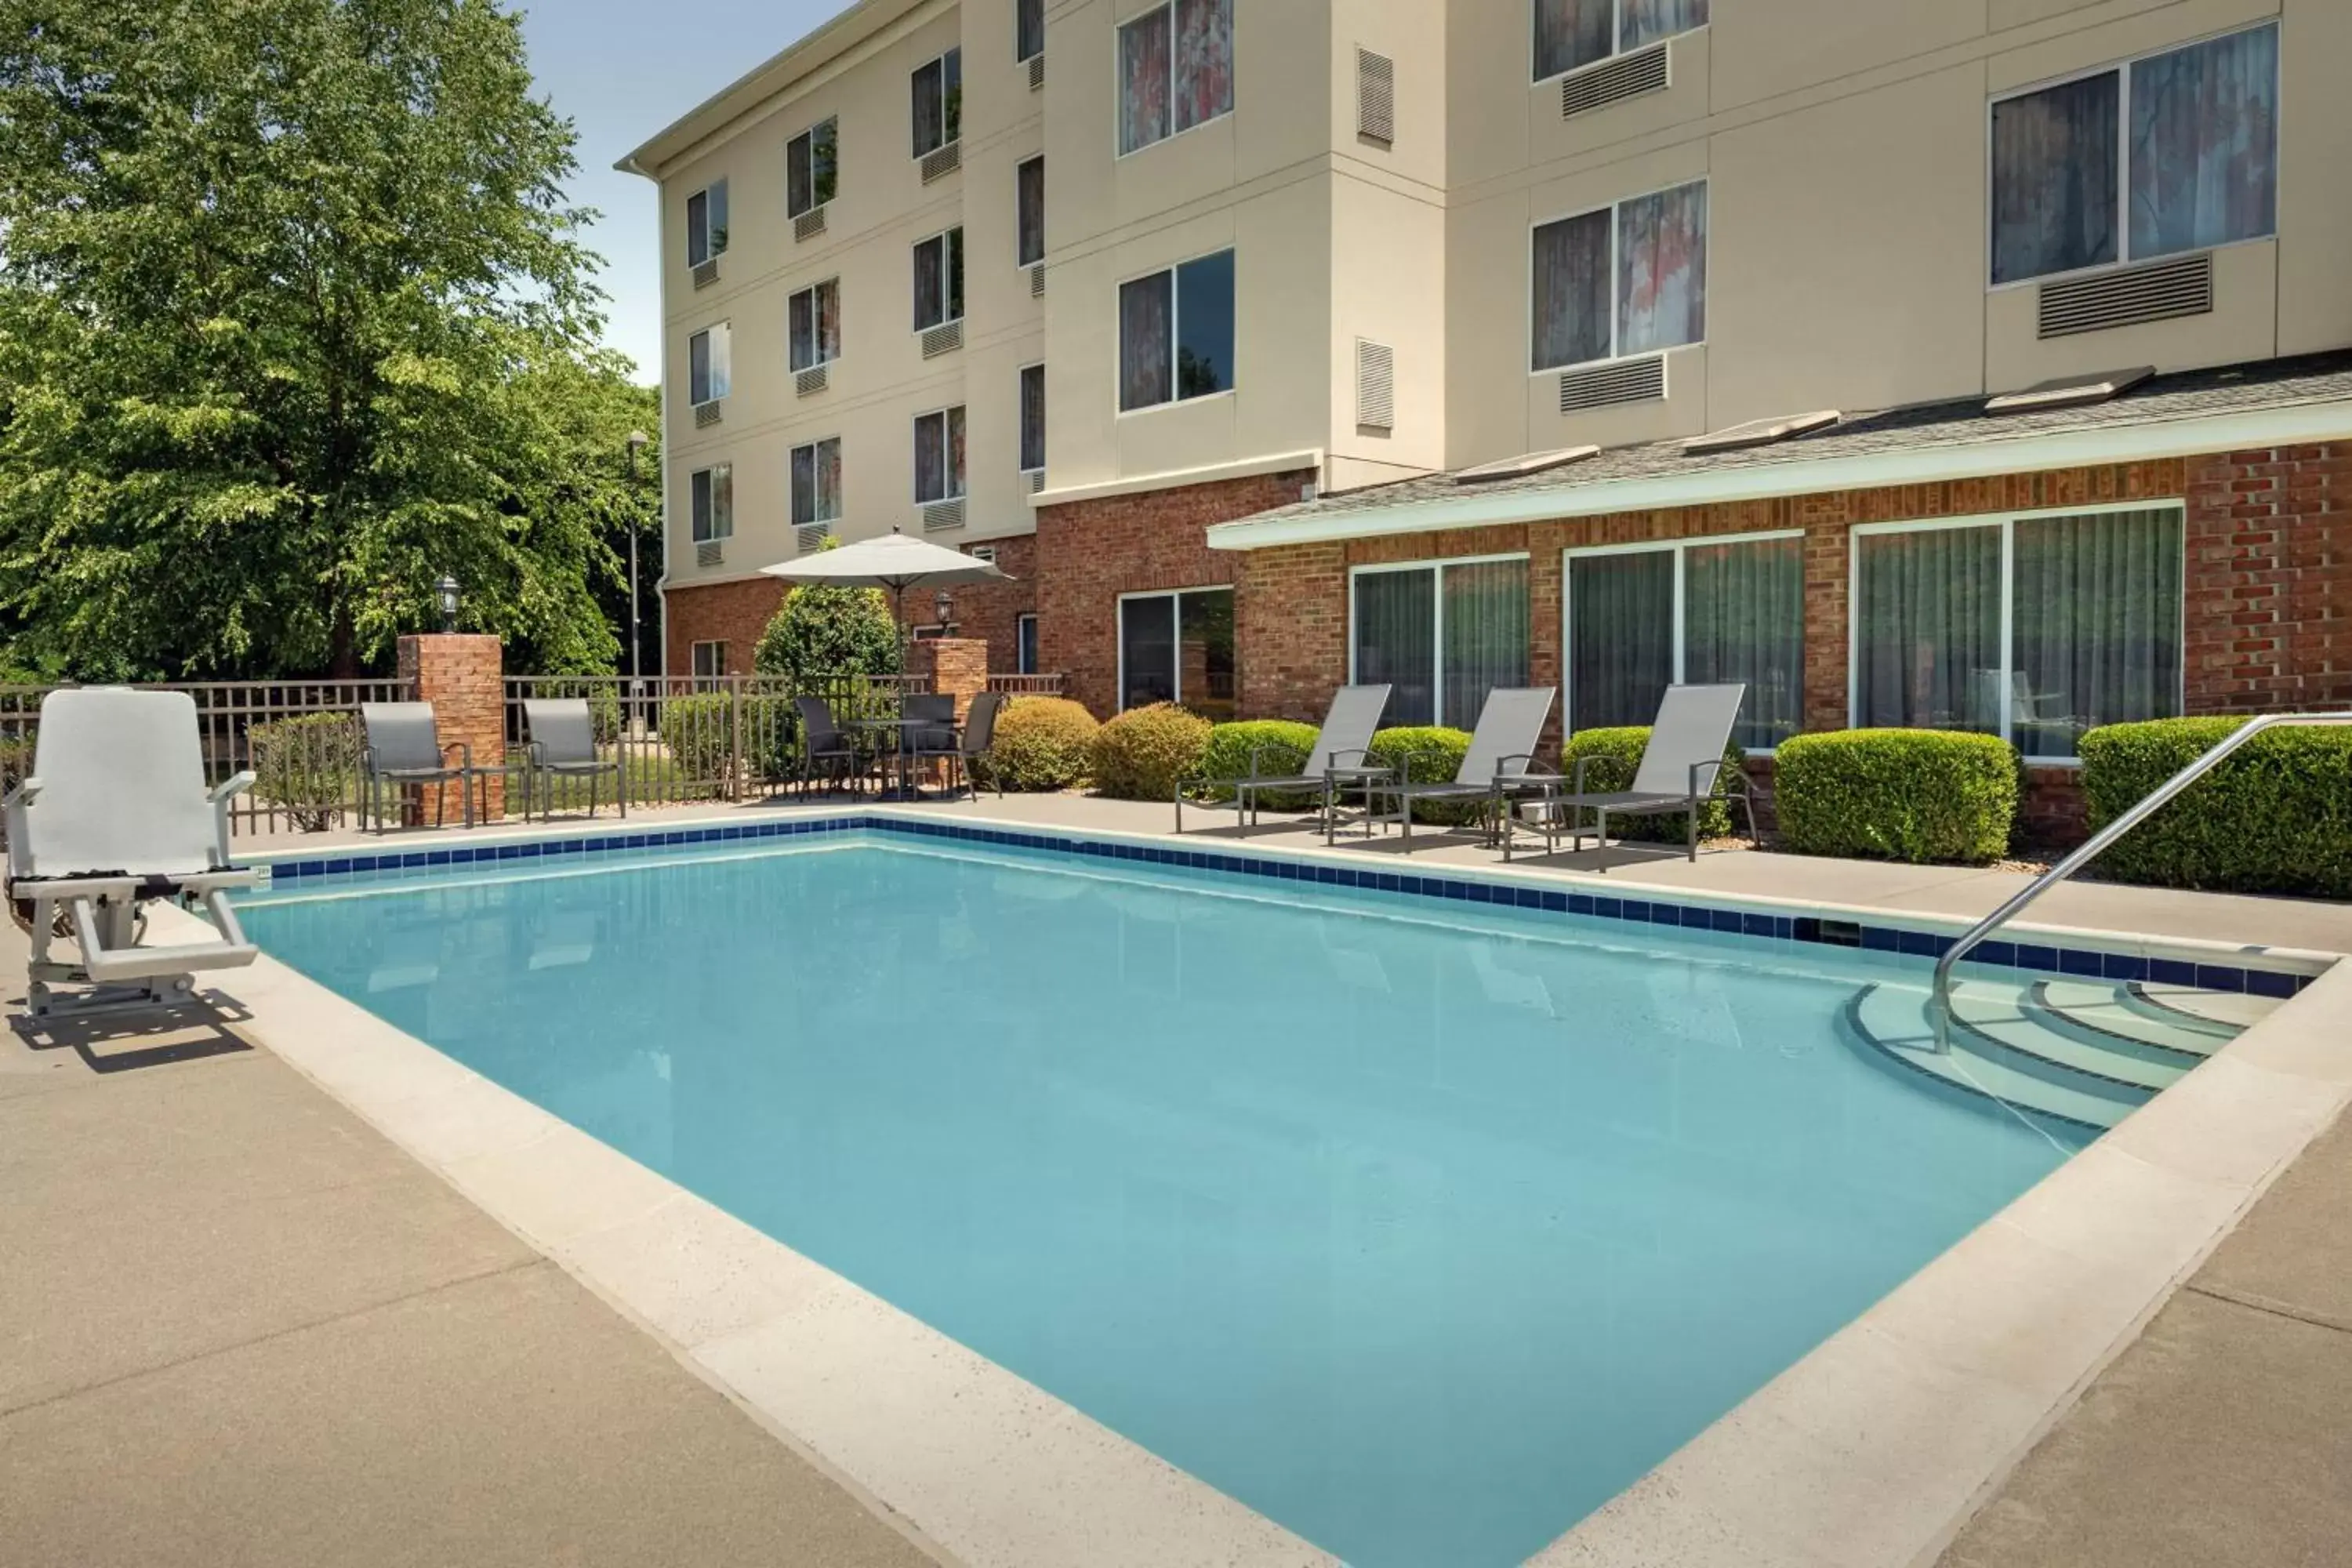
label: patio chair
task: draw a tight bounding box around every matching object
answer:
[361,702,475,831]
[905,690,1007,800]
[794,696,865,798]
[1503,682,1756,869]
[1363,687,1558,850]
[522,698,623,822]
[2,688,260,1018]
[1174,683,1393,835]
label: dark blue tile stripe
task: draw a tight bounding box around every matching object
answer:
[255,814,2318,997]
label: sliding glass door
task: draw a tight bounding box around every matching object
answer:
[1350,558,1529,728]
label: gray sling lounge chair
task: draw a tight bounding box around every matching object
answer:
[361,702,477,831]
[1175,683,1393,834]
[523,698,623,821]
[3,688,260,1018]
[1504,682,1756,868]
[1364,687,1558,849]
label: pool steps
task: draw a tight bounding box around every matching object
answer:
[1846,976,2278,1131]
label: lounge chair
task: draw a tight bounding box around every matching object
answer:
[1504,682,1756,868]
[1363,687,1558,849]
[1175,684,1393,834]
[793,696,863,797]
[905,690,1007,800]
[522,698,623,822]
[360,701,475,831]
[2,688,260,1018]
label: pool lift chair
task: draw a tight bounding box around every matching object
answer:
[4,688,262,1019]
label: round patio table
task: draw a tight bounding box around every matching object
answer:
[841,716,949,800]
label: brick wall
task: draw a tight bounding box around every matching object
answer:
[663,576,784,676]
[896,535,1037,669]
[2183,442,2352,712]
[1036,469,1317,716]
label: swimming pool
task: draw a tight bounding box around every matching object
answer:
[242,826,2091,1567]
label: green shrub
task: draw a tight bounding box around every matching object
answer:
[2079,717,2352,897]
[754,544,902,684]
[1195,719,1321,808]
[654,693,793,786]
[989,697,1098,791]
[1560,725,1744,842]
[249,713,365,831]
[1774,728,2017,864]
[1367,724,1482,825]
[1090,702,1213,800]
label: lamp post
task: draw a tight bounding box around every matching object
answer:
[624,430,650,691]
[435,575,460,633]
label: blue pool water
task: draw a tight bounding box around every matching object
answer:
[241,834,2080,1567]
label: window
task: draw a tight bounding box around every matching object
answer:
[684,179,728,266]
[790,438,842,528]
[1566,535,1803,751]
[913,406,967,503]
[1016,613,1040,675]
[913,227,965,332]
[1119,249,1234,412]
[689,463,733,543]
[1120,589,1234,720]
[1534,0,1708,81]
[1351,558,1530,728]
[688,323,731,405]
[1016,0,1044,62]
[1015,155,1046,267]
[1118,0,1232,155]
[1991,24,2277,286]
[1532,180,1705,372]
[786,119,837,217]
[1853,506,2183,760]
[789,279,840,372]
[912,47,962,158]
[1018,363,1046,473]
[691,641,728,685]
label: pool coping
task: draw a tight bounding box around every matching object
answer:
[215,805,2352,1568]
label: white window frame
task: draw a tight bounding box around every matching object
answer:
[912,404,967,505]
[1014,154,1046,267]
[912,225,965,333]
[688,322,731,408]
[1345,551,1530,729]
[1527,178,1708,376]
[1018,360,1046,476]
[1112,0,1235,161]
[787,278,840,372]
[1016,612,1040,674]
[690,641,728,684]
[688,463,733,543]
[1562,529,1802,752]
[1115,246,1237,416]
[786,117,837,219]
[1116,586,1236,712]
[789,436,842,528]
[684,178,728,266]
[911,46,963,158]
[1984,21,2280,291]
[1531,0,1710,85]
[1846,500,2188,765]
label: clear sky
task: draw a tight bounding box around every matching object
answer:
[518,0,840,383]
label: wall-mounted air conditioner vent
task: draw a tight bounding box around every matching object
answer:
[1029,263,1045,299]
[1562,42,1668,118]
[793,206,827,243]
[796,365,829,397]
[1356,48,1395,144]
[1028,53,1044,92]
[696,541,724,568]
[1559,355,1664,413]
[920,321,964,359]
[1356,339,1395,432]
[969,544,997,564]
[2038,253,2212,339]
[693,400,724,428]
[922,499,967,532]
[691,258,721,290]
[1029,470,1047,494]
[795,525,827,554]
[920,140,962,184]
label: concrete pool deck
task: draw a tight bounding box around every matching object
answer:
[6,792,2350,1566]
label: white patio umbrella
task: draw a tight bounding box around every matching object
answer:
[758,527,1013,636]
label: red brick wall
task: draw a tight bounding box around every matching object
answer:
[1036,469,1317,717]
[895,535,1037,676]
[2183,442,2352,712]
[663,577,784,677]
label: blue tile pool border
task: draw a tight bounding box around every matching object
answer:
[253,814,2321,997]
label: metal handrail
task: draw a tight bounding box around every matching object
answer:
[1931,711,2352,1052]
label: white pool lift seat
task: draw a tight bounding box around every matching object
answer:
[4,688,262,1018]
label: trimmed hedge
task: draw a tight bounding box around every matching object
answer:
[1196,719,1321,808]
[1775,728,2017,864]
[2079,717,2352,897]
[989,697,1098,791]
[1560,725,1743,843]
[1091,702,1213,800]
[1366,724,1480,825]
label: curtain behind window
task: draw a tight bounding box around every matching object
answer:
[790,444,840,528]
[1621,0,1708,51]
[1017,0,1044,60]
[1618,182,1706,356]
[1991,72,2119,284]
[2013,510,2182,757]
[2130,24,2277,261]
[1855,528,2002,731]
[946,406,966,497]
[1533,0,1611,78]
[1173,0,1232,134]
[1121,596,1177,708]
[1119,270,1173,410]
[1119,7,1172,154]
[1020,365,1046,471]
[1686,536,1803,750]
[688,331,710,404]
[1533,209,1610,370]
[1354,569,1437,726]
[1017,158,1046,266]
[1442,561,1530,731]
[914,413,946,503]
[1570,551,1673,732]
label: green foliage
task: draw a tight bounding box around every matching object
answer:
[1774,728,2018,864]
[1367,724,1479,825]
[248,712,365,831]
[1091,703,1213,800]
[1196,719,1321,808]
[988,697,1098,792]
[654,693,793,787]
[2078,717,2352,897]
[1560,725,1743,842]
[753,539,902,685]
[0,0,648,680]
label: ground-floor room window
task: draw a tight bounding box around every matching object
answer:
[1350,557,1530,728]
[1016,612,1040,675]
[690,640,728,688]
[1566,532,1803,750]
[1852,504,2183,760]
[1119,588,1233,720]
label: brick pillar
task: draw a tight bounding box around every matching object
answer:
[908,637,989,721]
[397,633,506,822]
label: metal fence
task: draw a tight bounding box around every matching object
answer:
[986,673,1066,696]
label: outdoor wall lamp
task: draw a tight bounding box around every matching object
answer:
[436,574,460,633]
[934,588,953,628]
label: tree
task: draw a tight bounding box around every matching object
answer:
[0,0,636,679]
[753,538,902,685]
